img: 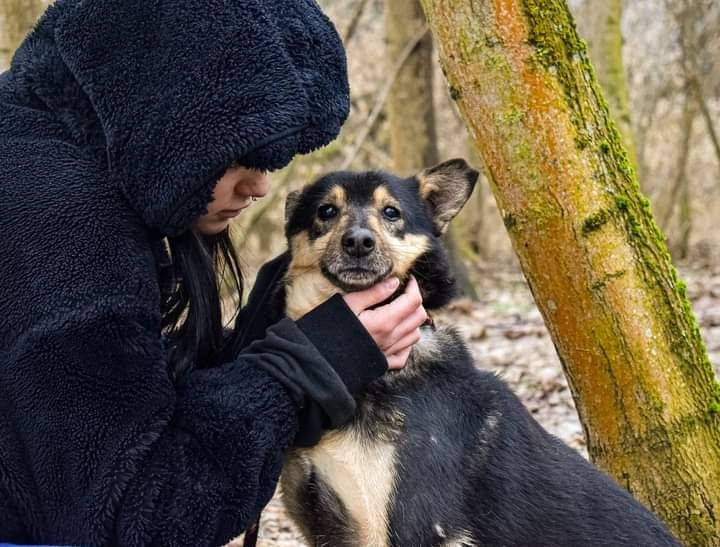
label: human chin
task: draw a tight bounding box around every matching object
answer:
[192,216,230,235]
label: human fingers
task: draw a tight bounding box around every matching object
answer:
[385,327,422,358]
[343,277,400,315]
[360,277,424,349]
[364,303,427,353]
[389,303,428,340]
[367,276,423,328]
[359,306,426,357]
[386,346,413,370]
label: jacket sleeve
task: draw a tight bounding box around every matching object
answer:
[6,292,364,546]
[223,251,388,446]
[4,299,248,543]
[6,250,388,547]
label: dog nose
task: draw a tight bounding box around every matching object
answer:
[342,228,376,257]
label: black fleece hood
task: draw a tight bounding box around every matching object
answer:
[8,0,349,236]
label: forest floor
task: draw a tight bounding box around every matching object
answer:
[229,264,720,547]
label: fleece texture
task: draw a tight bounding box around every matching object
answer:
[229,253,388,447]
[0,0,382,545]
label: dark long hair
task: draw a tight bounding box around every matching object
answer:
[159,228,243,377]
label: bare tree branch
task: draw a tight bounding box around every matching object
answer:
[342,0,370,44]
[340,23,429,170]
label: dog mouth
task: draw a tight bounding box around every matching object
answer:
[321,264,392,292]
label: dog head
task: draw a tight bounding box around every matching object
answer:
[283,159,478,317]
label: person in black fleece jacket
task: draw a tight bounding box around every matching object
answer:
[0,1,427,545]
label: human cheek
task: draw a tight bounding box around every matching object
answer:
[207,185,235,214]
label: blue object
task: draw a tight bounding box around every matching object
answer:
[0,544,70,547]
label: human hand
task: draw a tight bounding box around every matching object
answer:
[343,276,427,369]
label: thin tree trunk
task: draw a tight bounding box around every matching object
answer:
[0,0,46,70]
[420,1,720,544]
[466,139,488,260]
[677,165,691,260]
[673,0,720,190]
[386,0,438,173]
[661,97,695,248]
[575,0,639,176]
[691,76,720,179]
[670,100,694,261]
[385,0,477,299]
[342,0,370,45]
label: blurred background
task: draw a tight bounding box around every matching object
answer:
[3,0,718,283]
[2,1,719,544]
[244,0,720,282]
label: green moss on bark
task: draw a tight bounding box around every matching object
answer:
[582,209,610,235]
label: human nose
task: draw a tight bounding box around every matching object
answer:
[236,170,269,199]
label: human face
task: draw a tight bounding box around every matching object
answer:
[193,165,269,235]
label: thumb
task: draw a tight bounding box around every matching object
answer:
[342,277,400,315]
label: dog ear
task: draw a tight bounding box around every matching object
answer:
[285,189,302,224]
[415,158,479,236]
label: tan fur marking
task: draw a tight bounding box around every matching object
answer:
[363,213,429,280]
[371,186,404,231]
[285,232,343,320]
[285,270,341,320]
[372,185,399,208]
[308,430,398,547]
[326,184,347,208]
[416,173,441,199]
[388,232,430,278]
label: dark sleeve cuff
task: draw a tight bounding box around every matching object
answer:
[237,317,357,447]
[296,293,388,395]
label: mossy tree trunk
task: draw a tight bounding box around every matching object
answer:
[0,0,46,70]
[574,0,639,174]
[420,0,720,544]
[385,0,477,299]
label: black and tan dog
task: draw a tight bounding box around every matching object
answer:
[278,159,679,546]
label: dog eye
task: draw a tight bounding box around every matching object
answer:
[383,206,401,221]
[317,204,338,220]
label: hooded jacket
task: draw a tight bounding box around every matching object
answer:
[0,1,386,545]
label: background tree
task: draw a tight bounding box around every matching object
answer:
[661,95,696,259]
[0,0,46,70]
[670,0,720,185]
[385,0,477,298]
[574,0,639,175]
[420,0,720,544]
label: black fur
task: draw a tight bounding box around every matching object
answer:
[280,162,680,547]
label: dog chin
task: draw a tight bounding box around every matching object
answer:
[322,265,391,292]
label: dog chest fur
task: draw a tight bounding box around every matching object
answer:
[281,327,469,546]
[292,431,397,547]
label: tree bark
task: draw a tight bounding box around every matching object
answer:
[0,0,46,71]
[420,1,720,544]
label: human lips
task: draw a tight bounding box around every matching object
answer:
[217,208,244,219]
[217,199,256,219]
